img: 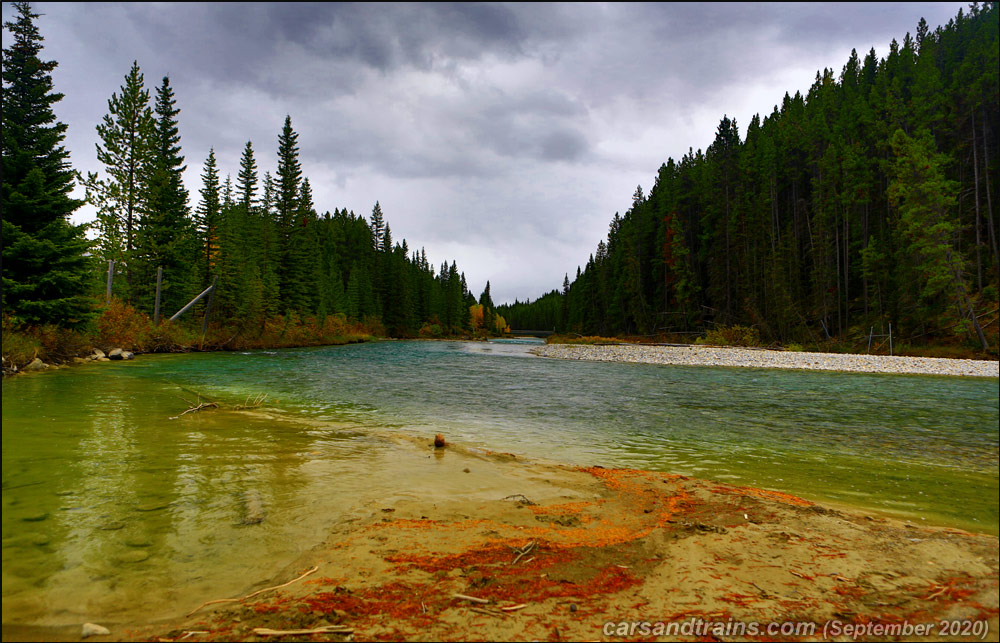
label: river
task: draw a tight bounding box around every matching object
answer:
[2,338,998,625]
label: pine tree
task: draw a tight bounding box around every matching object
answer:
[90,60,155,294]
[888,129,988,349]
[1,1,92,326]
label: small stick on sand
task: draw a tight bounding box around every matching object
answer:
[253,626,353,636]
[500,604,527,612]
[242,565,319,600]
[511,541,535,565]
[468,607,504,618]
[453,593,490,604]
[185,598,239,615]
[187,566,319,616]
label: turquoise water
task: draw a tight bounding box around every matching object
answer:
[3,339,998,625]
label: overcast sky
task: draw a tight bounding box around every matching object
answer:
[3,2,968,304]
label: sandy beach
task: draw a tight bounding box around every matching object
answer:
[531,343,1000,378]
[10,440,995,642]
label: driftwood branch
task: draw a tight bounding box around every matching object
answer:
[452,593,490,604]
[242,565,319,600]
[187,566,319,616]
[169,402,218,420]
[510,541,535,565]
[170,388,268,419]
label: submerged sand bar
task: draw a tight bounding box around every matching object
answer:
[532,343,1000,378]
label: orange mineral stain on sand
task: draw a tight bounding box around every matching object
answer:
[125,463,997,643]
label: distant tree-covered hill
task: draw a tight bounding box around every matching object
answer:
[501,3,998,350]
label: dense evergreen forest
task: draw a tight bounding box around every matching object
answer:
[501,4,999,351]
[2,2,507,350]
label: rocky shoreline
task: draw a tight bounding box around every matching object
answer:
[532,343,1000,378]
[2,347,135,376]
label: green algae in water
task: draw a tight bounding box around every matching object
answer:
[2,341,997,625]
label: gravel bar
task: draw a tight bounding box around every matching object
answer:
[531,344,1000,378]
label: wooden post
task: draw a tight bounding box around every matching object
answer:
[105,260,115,305]
[200,276,218,350]
[867,326,873,354]
[888,322,892,356]
[153,266,163,326]
[169,280,216,322]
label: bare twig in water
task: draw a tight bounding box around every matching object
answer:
[187,566,319,616]
[234,393,267,410]
[171,388,268,418]
[169,401,219,420]
[170,388,220,420]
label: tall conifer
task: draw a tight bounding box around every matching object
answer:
[134,76,195,315]
[91,61,154,293]
[1,1,91,326]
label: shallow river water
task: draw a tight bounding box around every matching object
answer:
[2,339,998,625]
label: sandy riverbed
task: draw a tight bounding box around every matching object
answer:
[11,440,995,642]
[532,343,1000,378]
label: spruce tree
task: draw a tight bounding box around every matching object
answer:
[134,76,195,316]
[370,201,385,252]
[275,116,303,311]
[258,170,280,315]
[1,1,92,326]
[194,148,221,287]
[236,140,258,212]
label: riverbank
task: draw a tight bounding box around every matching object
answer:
[1,306,382,377]
[532,343,1000,378]
[14,441,995,642]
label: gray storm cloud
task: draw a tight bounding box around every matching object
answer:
[3,1,967,303]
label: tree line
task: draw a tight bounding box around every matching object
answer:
[501,3,998,350]
[3,2,506,341]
